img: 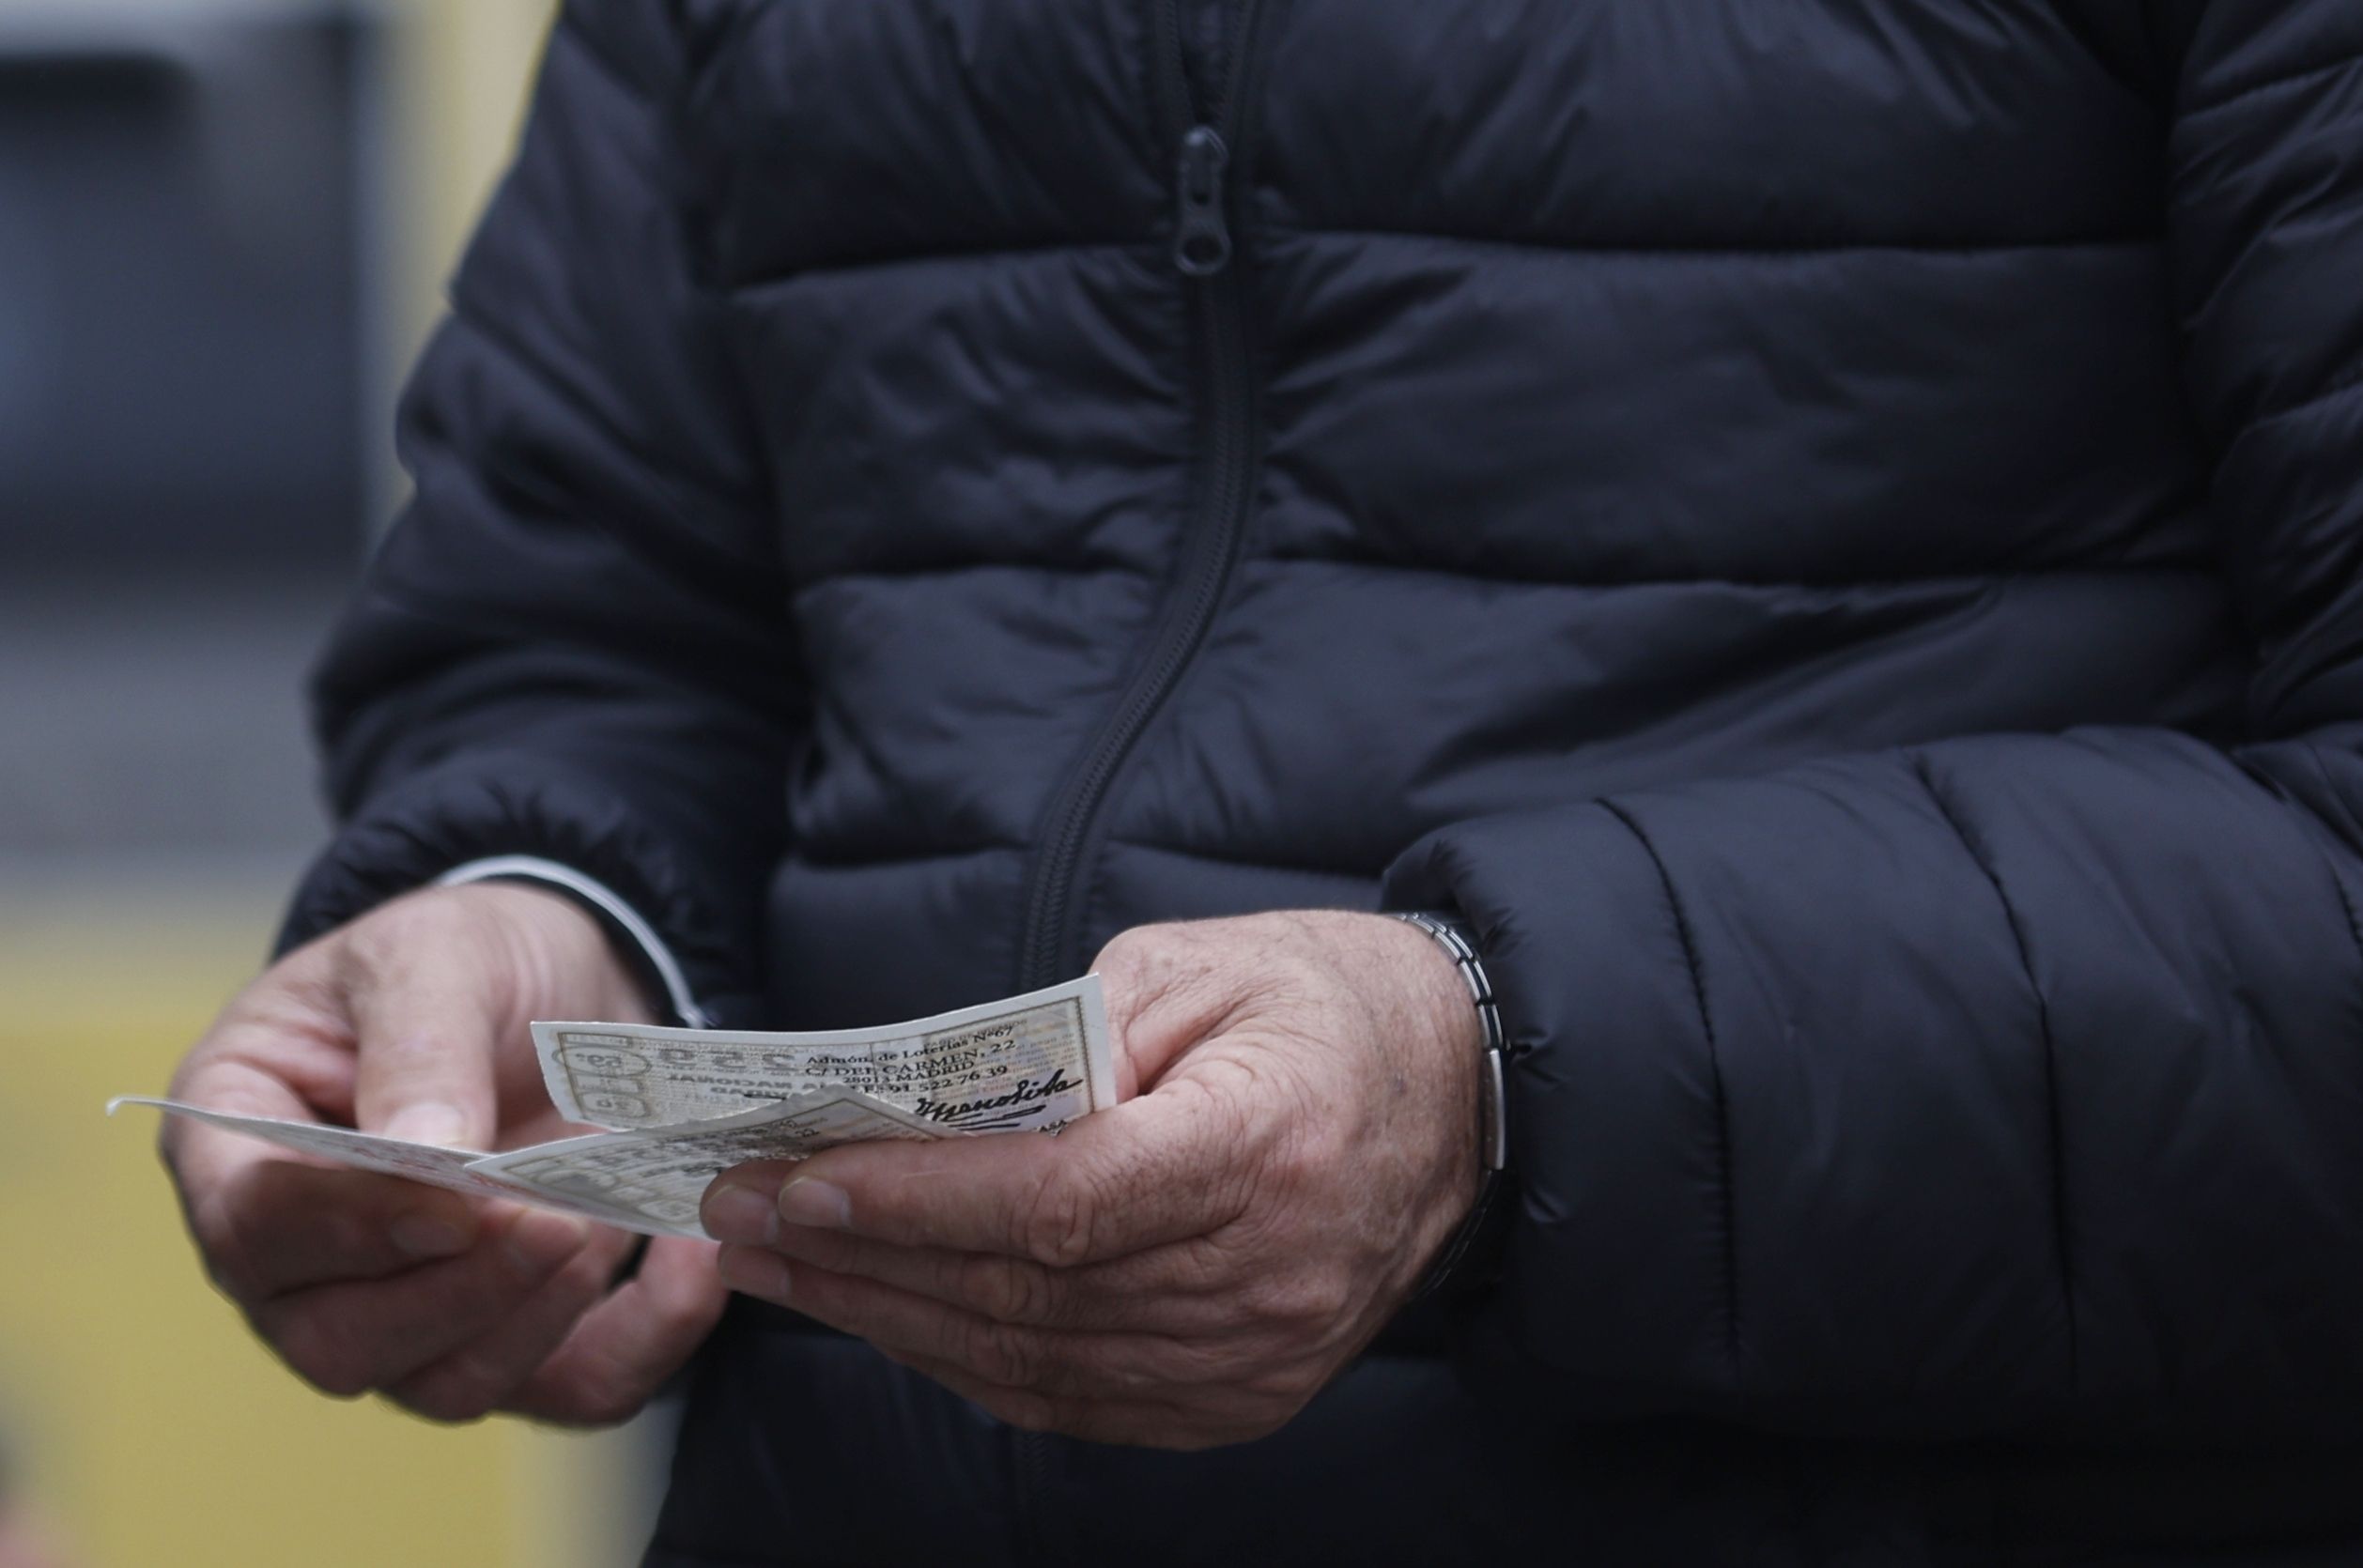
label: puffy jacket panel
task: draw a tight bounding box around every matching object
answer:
[280,0,2363,1560]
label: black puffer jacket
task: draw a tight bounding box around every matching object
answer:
[285,1,2363,1561]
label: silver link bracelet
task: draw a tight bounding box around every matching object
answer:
[1394,911,1507,1174]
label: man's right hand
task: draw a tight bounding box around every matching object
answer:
[161,883,728,1425]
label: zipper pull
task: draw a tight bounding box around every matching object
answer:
[1172,123,1231,277]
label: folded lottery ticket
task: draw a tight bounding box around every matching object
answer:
[112,976,1111,1238]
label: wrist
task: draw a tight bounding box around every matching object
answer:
[436,856,707,1026]
[443,880,660,1027]
[1391,912,1505,1174]
[1388,910,1511,1298]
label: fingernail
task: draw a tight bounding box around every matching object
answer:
[779,1177,852,1231]
[702,1184,778,1245]
[384,1101,469,1149]
[718,1246,793,1301]
[390,1212,472,1260]
[505,1211,591,1279]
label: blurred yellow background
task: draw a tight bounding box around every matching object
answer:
[0,2,682,1564]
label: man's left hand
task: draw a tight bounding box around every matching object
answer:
[701,910,1485,1449]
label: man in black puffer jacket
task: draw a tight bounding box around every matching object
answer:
[162,1,2363,1561]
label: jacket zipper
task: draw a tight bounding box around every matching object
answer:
[1012,0,1270,1555]
[1013,0,1271,994]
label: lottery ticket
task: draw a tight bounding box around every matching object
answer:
[533,976,1113,1136]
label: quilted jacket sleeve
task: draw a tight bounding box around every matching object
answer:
[1384,1,2363,1442]
[279,1,799,1023]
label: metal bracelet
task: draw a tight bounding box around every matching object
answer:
[1393,911,1508,1174]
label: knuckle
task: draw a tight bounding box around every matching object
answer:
[1243,1268,1354,1338]
[317,1206,377,1267]
[571,1378,649,1429]
[1141,1335,1235,1390]
[657,1285,725,1344]
[1162,1231,1248,1297]
[1089,926,1154,978]
[555,1246,620,1306]
[339,907,415,974]
[190,1195,259,1300]
[962,1317,1041,1388]
[1016,1171,1099,1269]
[642,1284,709,1343]
[269,1311,372,1400]
[959,1254,1051,1325]
[1088,927,1181,1022]
[1236,1272,1292,1325]
[1309,1273,1357,1327]
[537,1369,641,1429]
[1252,1125,1329,1198]
[343,893,479,984]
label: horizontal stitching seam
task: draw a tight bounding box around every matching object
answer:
[1246,555,2218,595]
[2232,367,2363,444]
[795,557,2219,595]
[1105,837,1380,884]
[789,841,1022,871]
[795,559,1148,591]
[348,581,790,715]
[1265,225,2157,262]
[715,224,2161,291]
[431,303,774,554]
[787,838,1380,884]
[725,239,1151,293]
[792,556,2222,606]
[2181,47,2363,120]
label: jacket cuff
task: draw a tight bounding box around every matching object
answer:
[1382,803,1739,1415]
[437,855,712,1027]
[277,758,766,1023]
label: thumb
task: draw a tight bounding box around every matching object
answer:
[345,916,508,1150]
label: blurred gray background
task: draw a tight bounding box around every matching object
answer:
[0,4,662,1565]
[0,2,366,899]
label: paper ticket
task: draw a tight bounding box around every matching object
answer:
[110,1088,959,1239]
[473,1093,957,1236]
[533,975,1114,1136]
[113,979,1111,1237]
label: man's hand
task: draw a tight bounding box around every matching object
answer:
[700,910,1483,1449]
[162,883,728,1425]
